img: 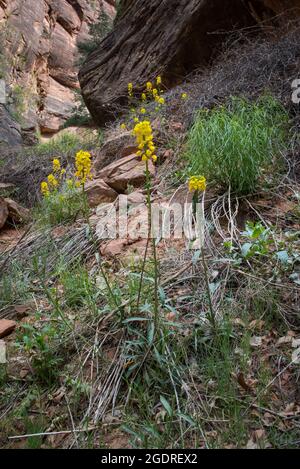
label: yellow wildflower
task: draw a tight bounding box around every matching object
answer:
[132,120,157,164]
[153,88,158,97]
[141,93,147,101]
[60,168,66,177]
[140,108,146,114]
[47,173,58,189]
[156,76,162,86]
[188,176,207,192]
[53,158,61,172]
[66,179,74,189]
[75,150,92,185]
[181,93,187,100]
[128,82,133,97]
[121,123,126,130]
[41,181,50,197]
[146,82,152,92]
[134,117,139,123]
[159,97,165,105]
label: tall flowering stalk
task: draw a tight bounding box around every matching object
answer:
[75,150,93,219]
[189,176,216,331]
[133,119,159,333]
[74,150,120,312]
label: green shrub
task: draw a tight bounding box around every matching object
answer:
[0,262,31,308]
[186,96,289,194]
[34,182,85,227]
[30,132,83,158]
[16,317,63,385]
[60,266,96,308]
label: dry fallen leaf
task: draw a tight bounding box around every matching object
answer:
[276,336,293,346]
[249,319,265,331]
[236,372,253,393]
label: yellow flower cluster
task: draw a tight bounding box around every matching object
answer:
[53,158,61,172]
[188,176,207,192]
[128,82,133,98]
[133,120,157,163]
[41,181,50,197]
[47,173,58,188]
[145,77,165,106]
[75,150,92,185]
[41,157,66,197]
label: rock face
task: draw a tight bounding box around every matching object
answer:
[79,0,300,125]
[0,104,22,148]
[0,0,115,136]
[85,179,118,207]
[96,153,155,192]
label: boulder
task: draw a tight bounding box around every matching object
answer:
[94,130,137,173]
[4,198,30,223]
[127,189,146,205]
[0,319,17,339]
[84,179,118,207]
[97,153,155,192]
[79,0,300,124]
[0,197,9,229]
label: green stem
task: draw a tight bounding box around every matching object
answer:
[136,159,159,336]
[194,189,216,331]
[81,183,120,314]
[200,246,216,331]
[145,160,159,335]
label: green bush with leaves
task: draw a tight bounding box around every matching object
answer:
[30,132,83,158]
[16,316,64,385]
[34,182,84,227]
[186,96,289,194]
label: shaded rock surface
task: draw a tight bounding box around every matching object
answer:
[79,0,300,125]
[94,130,137,173]
[0,105,22,148]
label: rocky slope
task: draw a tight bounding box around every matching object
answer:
[79,0,300,125]
[0,0,115,144]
